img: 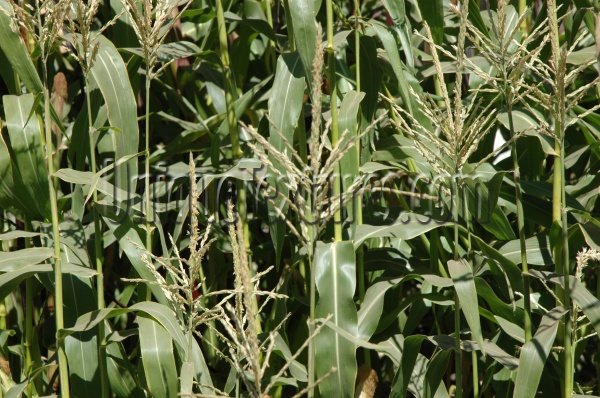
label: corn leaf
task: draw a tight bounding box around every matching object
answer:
[138,315,179,398]
[315,241,358,398]
[513,306,568,398]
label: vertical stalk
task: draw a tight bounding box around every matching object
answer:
[283,0,296,52]
[264,0,276,73]
[24,221,34,397]
[326,0,342,242]
[453,176,462,398]
[44,86,70,398]
[144,73,153,278]
[506,101,532,342]
[353,0,369,367]
[85,77,109,398]
[547,1,572,396]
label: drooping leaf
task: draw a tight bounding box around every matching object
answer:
[357,278,402,340]
[0,1,43,93]
[90,35,139,193]
[448,259,484,354]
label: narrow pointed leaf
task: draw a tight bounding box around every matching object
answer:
[288,0,316,80]
[448,259,484,354]
[513,306,568,398]
[267,53,305,266]
[90,35,139,192]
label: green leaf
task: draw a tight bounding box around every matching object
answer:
[448,259,484,354]
[59,301,188,357]
[315,241,358,398]
[390,335,428,398]
[0,231,41,241]
[339,90,365,234]
[513,306,568,398]
[380,0,414,70]
[0,1,44,93]
[0,263,95,301]
[353,215,453,248]
[106,337,145,398]
[424,349,452,398]
[123,41,201,63]
[416,0,444,45]
[0,248,52,271]
[499,234,552,266]
[267,53,305,267]
[98,202,168,305]
[138,315,179,398]
[357,278,402,340]
[530,271,600,338]
[90,35,139,192]
[3,94,51,220]
[288,0,316,80]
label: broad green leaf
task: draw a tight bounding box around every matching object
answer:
[495,315,525,343]
[0,248,52,271]
[423,349,452,398]
[211,76,271,167]
[448,259,484,354]
[0,231,41,240]
[0,263,95,301]
[191,335,215,395]
[513,306,568,398]
[106,338,145,398]
[530,270,600,338]
[417,0,444,45]
[123,41,201,63]
[369,22,416,116]
[339,90,365,234]
[98,202,168,304]
[138,315,178,398]
[471,0,492,39]
[288,0,316,80]
[3,94,51,220]
[380,0,414,70]
[460,172,516,241]
[267,53,305,266]
[90,35,139,193]
[0,1,43,93]
[353,215,453,248]
[499,234,552,266]
[180,361,194,395]
[270,332,307,382]
[315,241,358,398]
[59,301,187,356]
[357,278,402,340]
[390,335,428,398]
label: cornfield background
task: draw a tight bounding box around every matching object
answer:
[0,0,599,397]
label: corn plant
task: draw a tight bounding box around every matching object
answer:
[0,0,600,397]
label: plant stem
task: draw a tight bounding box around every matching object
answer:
[326,0,342,242]
[506,102,532,342]
[85,74,109,398]
[144,74,153,286]
[548,1,572,395]
[453,176,462,398]
[24,220,34,397]
[44,85,70,398]
[283,0,296,52]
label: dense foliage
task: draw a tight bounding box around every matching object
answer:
[0,0,599,397]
